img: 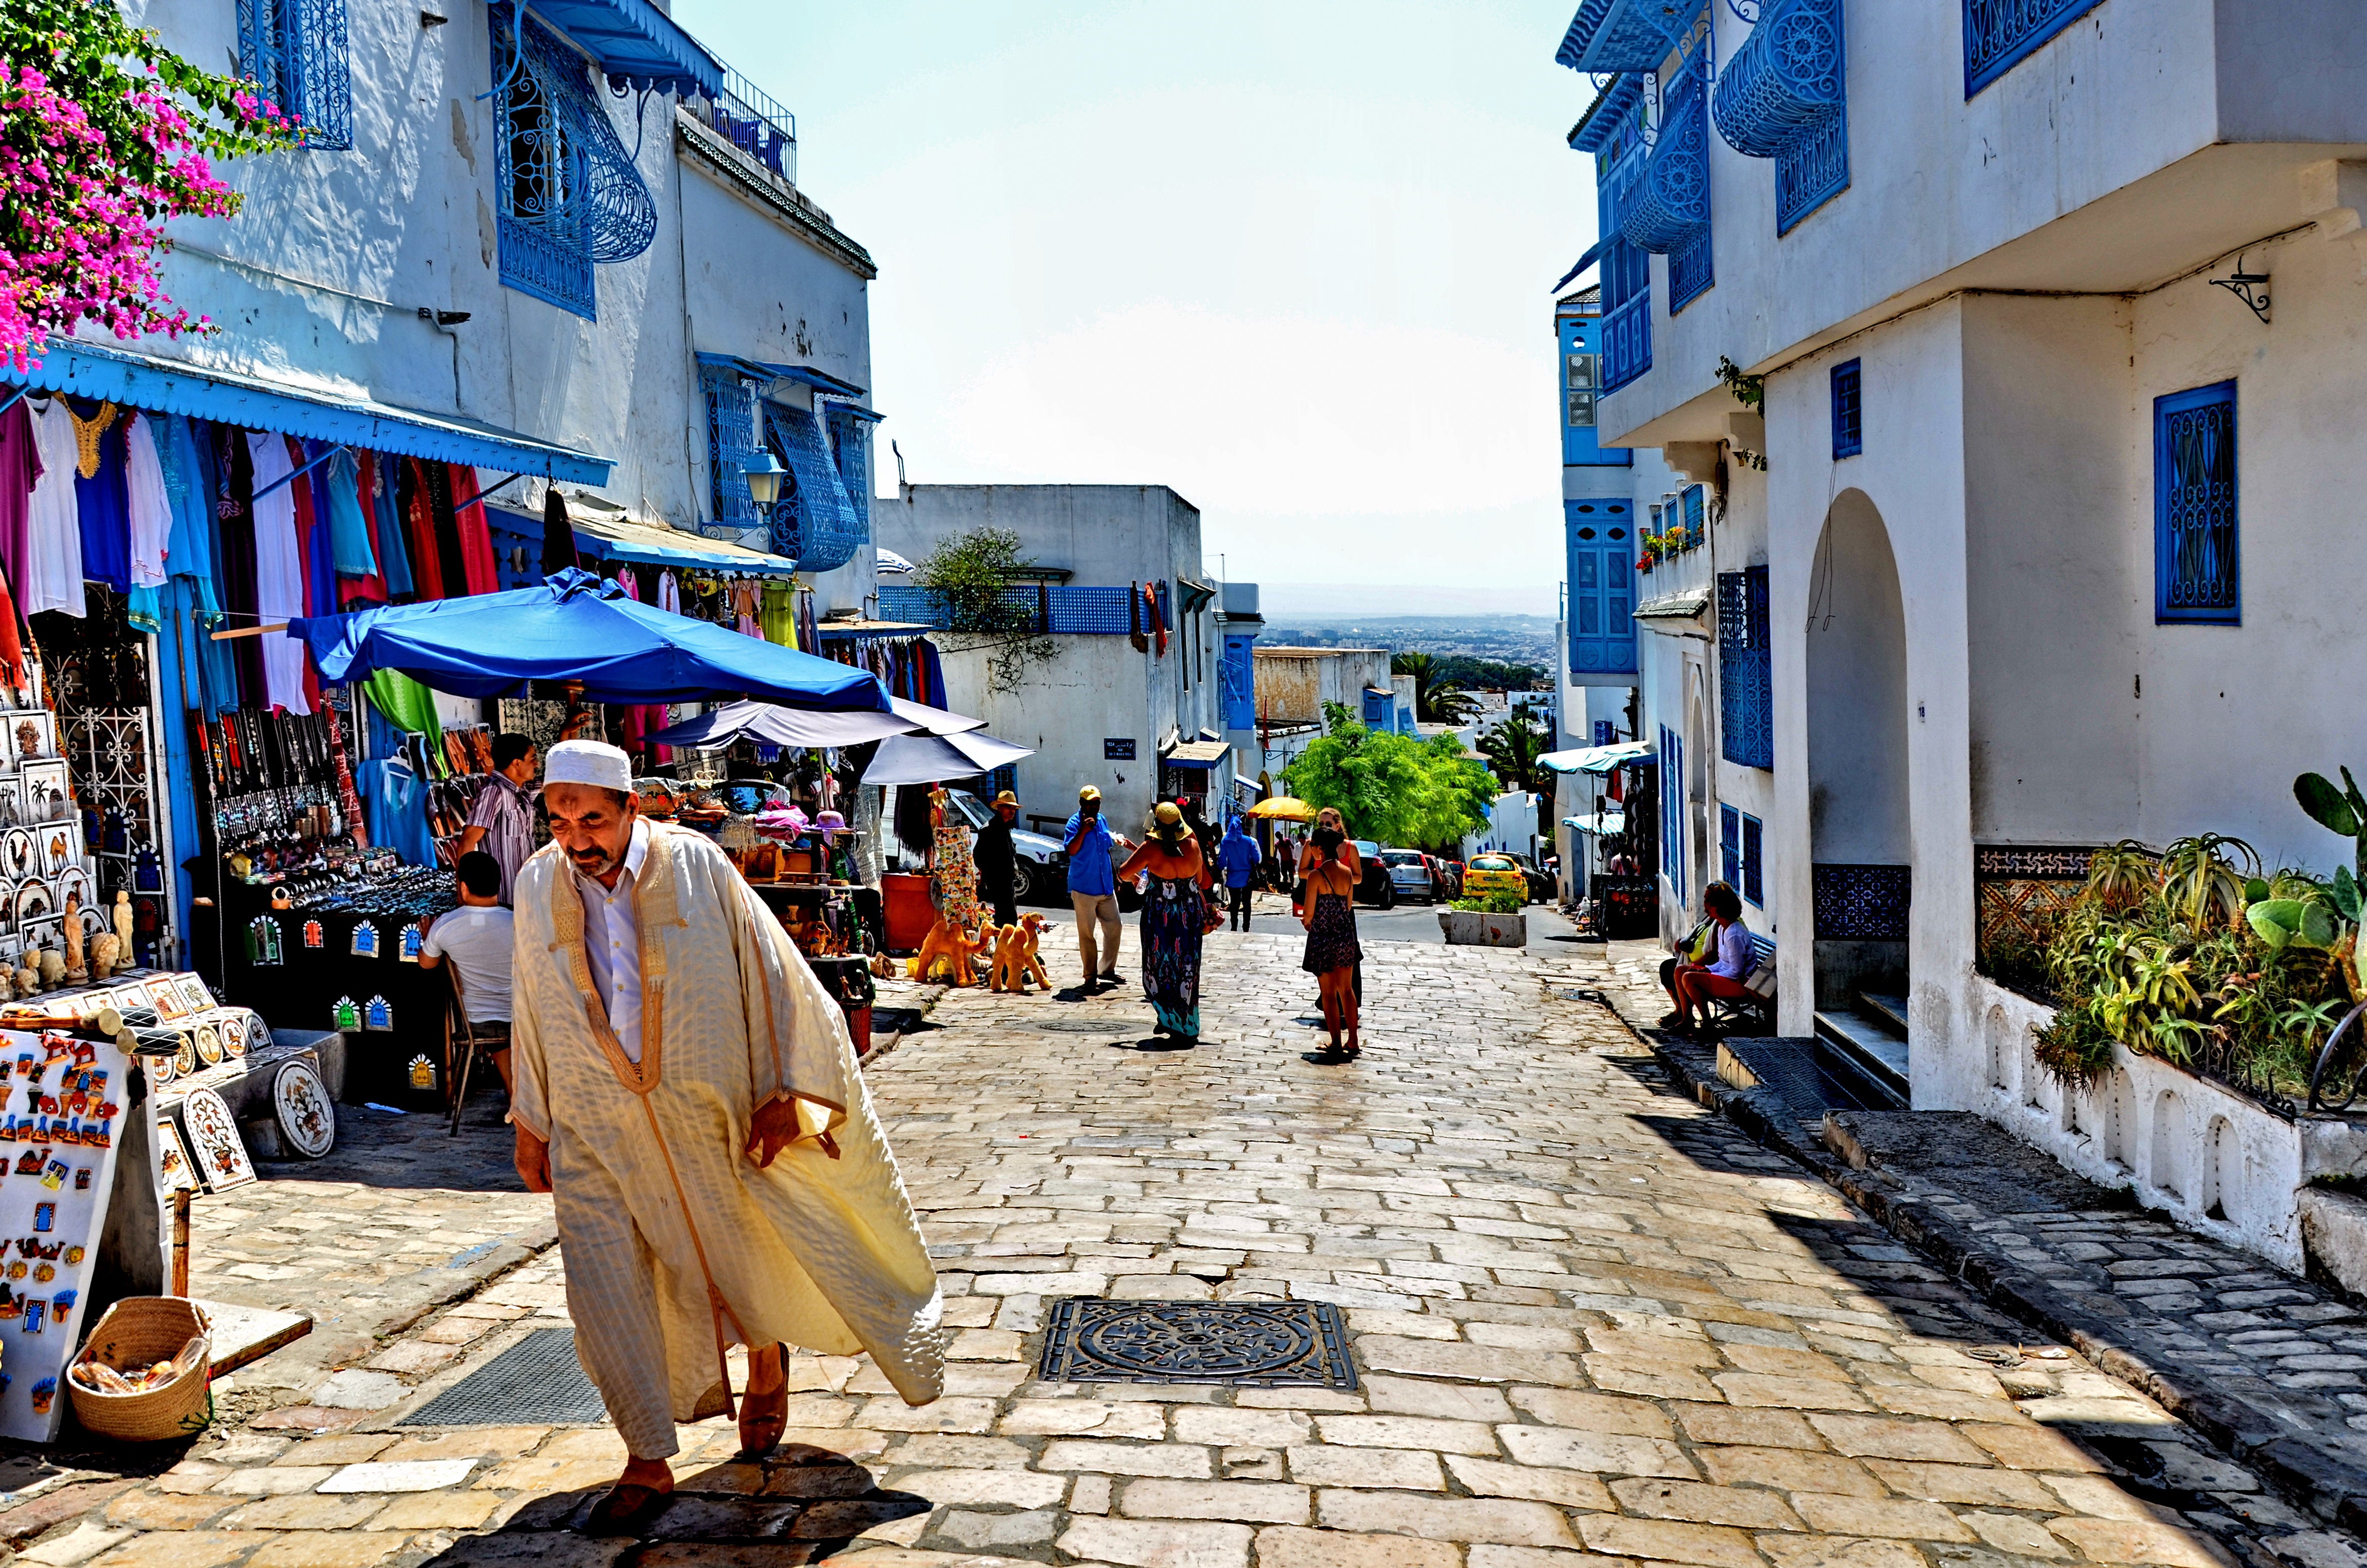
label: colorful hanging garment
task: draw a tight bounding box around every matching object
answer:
[22,399,83,619]
[759,578,795,646]
[156,416,224,618]
[124,415,171,591]
[0,397,39,594]
[424,461,469,598]
[70,400,129,594]
[341,454,388,606]
[615,564,640,600]
[290,438,332,711]
[400,459,444,600]
[371,454,413,598]
[245,432,311,714]
[448,465,498,596]
[325,449,377,578]
[216,428,262,706]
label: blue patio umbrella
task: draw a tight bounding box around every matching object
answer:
[287,568,890,711]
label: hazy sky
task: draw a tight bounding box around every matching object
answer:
[675,1,1597,613]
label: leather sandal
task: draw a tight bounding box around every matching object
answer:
[585,1481,673,1536]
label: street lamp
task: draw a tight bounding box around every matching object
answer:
[743,451,787,508]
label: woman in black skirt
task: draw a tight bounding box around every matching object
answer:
[1299,807,1362,1056]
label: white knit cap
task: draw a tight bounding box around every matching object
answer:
[544,739,632,792]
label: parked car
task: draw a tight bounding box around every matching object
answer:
[1378,848,1436,904]
[1435,859,1465,899]
[941,788,1068,905]
[1502,852,1556,903]
[1350,840,1397,909]
[1462,854,1528,903]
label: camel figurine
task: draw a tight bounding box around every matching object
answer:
[990,914,1053,994]
[908,917,986,987]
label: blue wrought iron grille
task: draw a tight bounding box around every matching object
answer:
[824,407,871,532]
[1720,804,1740,890]
[1965,0,2106,99]
[1595,87,1653,394]
[1712,0,1848,234]
[763,401,863,571]
[876,585,1137,636]
[1718,566,1772,770]
[1777,103,1849,234]
[699,364,761,531]
[239,0,352,150]
[1623,48,1711,258]
[2154,380,2238,625]
[490,5,660,320]
[1830,359,1862,458]
[1740,813,1763,906]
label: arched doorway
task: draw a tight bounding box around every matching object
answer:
[1805,491,1912,1102]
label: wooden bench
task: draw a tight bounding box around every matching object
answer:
[1705,931,1778,1036]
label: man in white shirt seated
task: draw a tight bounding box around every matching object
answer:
[420,852,517,1097]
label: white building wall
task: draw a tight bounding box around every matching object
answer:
[932,638,1160,840]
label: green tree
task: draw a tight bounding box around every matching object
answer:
[1283,703,1498,852]
[917,526,1053,691]
[1478,706,1553,795]
[1391,651,1481,726]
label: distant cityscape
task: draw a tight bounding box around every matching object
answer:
[1258,614,1556,689]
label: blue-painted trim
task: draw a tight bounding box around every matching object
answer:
[695,351,868,399]
[1556,0,1687,72]
[1964,0,2107,99]
[1830,358,1862,458]
[1741,812,1763,906]
[1721,803,1741,890]
[1571,73,1645,153]
[2154,379,2239,626]
[0,338,613,482]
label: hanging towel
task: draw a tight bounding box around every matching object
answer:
[246,431,311,714]
[325,449,377,577]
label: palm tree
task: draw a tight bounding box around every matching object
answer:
[1393,651,1482,726]
[1478,707,1553,795]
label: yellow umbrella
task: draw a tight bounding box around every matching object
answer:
[1247,796,1317,821]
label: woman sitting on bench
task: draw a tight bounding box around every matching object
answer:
[1671,882,1753,1035]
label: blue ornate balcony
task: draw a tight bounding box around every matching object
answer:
[1555,0,1690,72]
[1620,63,1710,255]
[1712,0,1843,158]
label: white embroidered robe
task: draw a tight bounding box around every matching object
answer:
[510,823,943,1457]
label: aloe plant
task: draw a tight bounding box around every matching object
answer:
[2297,768,2367,882]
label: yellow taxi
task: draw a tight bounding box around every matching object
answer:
[1461,854,1528,902]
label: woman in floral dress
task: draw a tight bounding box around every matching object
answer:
[1299,807,1363,1056]
[1118,802,1214,1042]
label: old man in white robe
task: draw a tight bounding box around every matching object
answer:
[510,740,942,1530]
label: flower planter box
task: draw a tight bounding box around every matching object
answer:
[1440,910,1526,947]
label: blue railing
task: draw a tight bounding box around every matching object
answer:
[1622,57,1711,255]
[1713,0,1850,234]
[681,59,799,184]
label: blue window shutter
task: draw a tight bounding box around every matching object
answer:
[1566,502,1637,676]
[1660,725,1685,905]
[240,0,352,151]
[1964,0,2107,99]
[2155,380,2239,625]
[1593,720,1617,746]
[1595,84,1653,394]
[699,364,761,530]
[1718,566,1773,770]
[1741,813,1763,906]
[762,401,864,570]
[1830,359,1862,458]
[1721,804,1740,889]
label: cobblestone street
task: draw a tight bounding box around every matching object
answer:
[2,927,2359,1567]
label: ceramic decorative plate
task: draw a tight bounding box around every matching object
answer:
[272,1061,335,1158]
[55,867,87,911]
[1,827,33,881]
[148,1048,176,1087]
[154,1119,196,1195]
[176,1089,253,1193]
[173,1034,197,1080]
[219,1015,248,1058]
[13,880,50,924]
[193,1025,224,1067]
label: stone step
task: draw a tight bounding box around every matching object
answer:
[1813,1008,1911,1107]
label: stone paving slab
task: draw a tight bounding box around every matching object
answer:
[1,925,2360,1566]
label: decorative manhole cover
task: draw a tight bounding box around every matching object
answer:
[397,1328,608,1426]
[1039,1298,1358,1388]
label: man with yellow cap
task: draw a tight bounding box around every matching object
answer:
[509,739,942,1531]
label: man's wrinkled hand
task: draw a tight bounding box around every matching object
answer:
[515,1125,552,1193]
[746,1096,804,1169]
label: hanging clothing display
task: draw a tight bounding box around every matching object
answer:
[362,668,442,743]
[246,431,311,713]
[0,399,38,594]
[615,564,640,601]
[760,578,795,646]
[657,569,680,614]
[400,459,444,601]
[325,449,377,578]
[158,415,224,620]
[70,401,130,593]
[449,465,498,596]
[371,455,413,599]
[123,415,171,591]
[23,399,84,618]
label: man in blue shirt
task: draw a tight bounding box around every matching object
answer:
[1063,785,1125,986]
[1215,818,1260,932]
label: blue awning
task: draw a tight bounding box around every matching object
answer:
[1540,740,1655,775]
[510,505,800,576]
[694,351,866,400]
[1555,0,1685,72]
[3,338,613,484]
[1554,241,1602,292]
[526,0,723,98]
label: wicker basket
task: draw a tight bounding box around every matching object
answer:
[67,1297,212,1442]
